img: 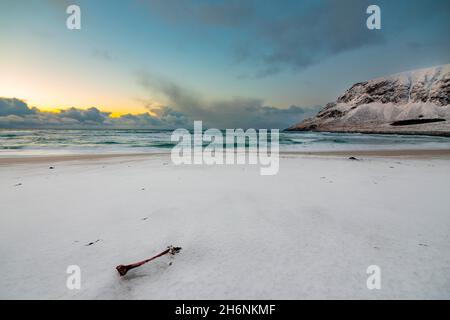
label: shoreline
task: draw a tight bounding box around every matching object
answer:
[1,148,450,165]
[284,128,450,137]
[284,148,450,158]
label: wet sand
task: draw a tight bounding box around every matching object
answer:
[0,153,162,165]
[1,148,450,165]
[286,148,450,158]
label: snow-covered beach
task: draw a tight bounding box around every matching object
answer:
[1,152,449,299]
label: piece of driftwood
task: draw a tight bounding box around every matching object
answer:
[116,245,182,276]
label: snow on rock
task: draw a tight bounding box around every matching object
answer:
[288,64,450,136]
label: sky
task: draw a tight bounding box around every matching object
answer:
[0,0,449,129]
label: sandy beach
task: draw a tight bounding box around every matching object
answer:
[1,151,449,299]
[1,148,450,166]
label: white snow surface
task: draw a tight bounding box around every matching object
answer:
[1,154,450,299]
[370,64,449,88]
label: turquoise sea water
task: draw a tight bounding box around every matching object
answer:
[1,129,450,156]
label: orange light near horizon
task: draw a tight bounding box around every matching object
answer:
[0,63,167,118]
[0,65,162,117]
[30,103,160,118]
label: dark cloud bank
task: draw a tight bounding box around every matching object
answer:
[142,0,384,78]
[142,0,450,78]
[0,96,319,130]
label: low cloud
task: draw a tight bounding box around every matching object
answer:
[0,88,318,130]
[0,98,37,116]
[0,97,190,129]
[58,107,111,124]
[137,71,320,129]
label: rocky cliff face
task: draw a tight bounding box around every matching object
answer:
[288,64,450,136]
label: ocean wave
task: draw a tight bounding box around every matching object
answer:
[0,134,20,138]
[130,142,177,148]
[1,129,450,156]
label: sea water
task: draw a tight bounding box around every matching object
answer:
[1,129,450,157]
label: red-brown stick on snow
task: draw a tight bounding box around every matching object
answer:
[116,246,182,276]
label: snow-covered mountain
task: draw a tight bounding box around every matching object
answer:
[287,64,450,136]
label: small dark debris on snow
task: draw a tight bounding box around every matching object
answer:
[14,183,22,187]
[141,217,149,221]
[49,166,55,169]
[418,243,429,247]
[348,156,360,161]
[85,239,101,246]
